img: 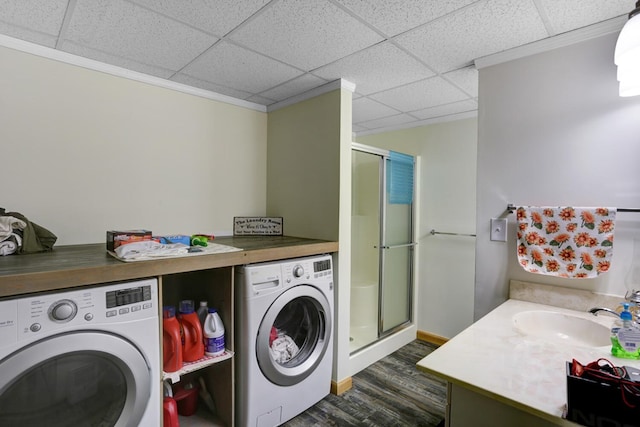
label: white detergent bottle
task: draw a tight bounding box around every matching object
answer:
[196,301,209,326]
[204,308,225,356]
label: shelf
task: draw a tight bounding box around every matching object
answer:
[163,350,234,384]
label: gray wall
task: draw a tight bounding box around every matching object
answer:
[476,32,640,319]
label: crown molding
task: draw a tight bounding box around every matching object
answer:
[267,79,356,112]
[0,34,267,112]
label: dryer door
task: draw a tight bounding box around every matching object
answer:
[256,284,332,386]
[0,331,151,427]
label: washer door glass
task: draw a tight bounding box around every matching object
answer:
[257,285,332,386]
[0,331,151,427]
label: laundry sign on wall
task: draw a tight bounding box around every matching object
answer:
[233,217,283,236]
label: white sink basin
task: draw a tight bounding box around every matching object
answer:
[512,310,611,347]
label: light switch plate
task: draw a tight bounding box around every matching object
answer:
[490,218,507,242]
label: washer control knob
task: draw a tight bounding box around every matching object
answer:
[293,265,304,278]
[49,299,78,322]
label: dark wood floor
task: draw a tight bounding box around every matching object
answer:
[282,340,447,427]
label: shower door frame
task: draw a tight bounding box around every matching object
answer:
[351,142,415,349]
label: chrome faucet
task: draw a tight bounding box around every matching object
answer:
[588,307,620,318]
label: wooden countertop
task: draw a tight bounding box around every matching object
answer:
[0,236,338,298]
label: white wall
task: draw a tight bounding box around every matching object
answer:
[1,45,267,244]
[476,31,640,319]
[357,117,478,338]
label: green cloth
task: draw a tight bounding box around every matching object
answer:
[0,208,57,253]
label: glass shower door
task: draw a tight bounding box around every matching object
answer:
[381,193,413,333]
[350,144,414,353]
[350,149,381,352]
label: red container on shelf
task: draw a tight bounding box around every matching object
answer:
[163,396,180,427]
[178,300,205,362]
[173,383,199,416]
[163,306,183,373]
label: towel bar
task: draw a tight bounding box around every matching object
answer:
[506,204,640,213]
[429,229,476,238]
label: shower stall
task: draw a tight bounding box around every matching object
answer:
[350,143,415,354]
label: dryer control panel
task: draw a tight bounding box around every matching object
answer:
[282,255,333,284]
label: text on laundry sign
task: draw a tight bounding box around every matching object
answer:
[233,217,283,235]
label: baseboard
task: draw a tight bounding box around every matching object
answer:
[417,330,449,346]
[331,376,353,395]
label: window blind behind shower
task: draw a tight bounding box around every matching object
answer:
[386,151,414,205]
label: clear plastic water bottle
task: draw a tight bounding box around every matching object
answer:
[204,308,225,356]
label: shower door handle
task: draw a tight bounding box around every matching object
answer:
[375,242,417,249]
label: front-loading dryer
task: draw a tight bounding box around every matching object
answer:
[235,254,334,427]
[0,278,160,427]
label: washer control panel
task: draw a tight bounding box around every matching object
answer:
[0,278,157,345]
[49,299,78,323]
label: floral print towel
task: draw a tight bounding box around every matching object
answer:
[516,207,616,279]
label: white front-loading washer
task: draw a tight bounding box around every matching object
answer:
[0,278,160,427]
[235,254,334,427]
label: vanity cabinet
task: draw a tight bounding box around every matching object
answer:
[0,236,338,427]
[446,383,560,427]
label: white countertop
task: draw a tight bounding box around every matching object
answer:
[417,299,640,425]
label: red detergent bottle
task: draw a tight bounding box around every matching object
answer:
[162,306,183,373]
[178,300,205,362]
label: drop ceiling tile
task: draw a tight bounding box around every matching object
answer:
[129,0,270,36]
[228,0,383,70]
[0,23,58,47]
[538,0,632,34]
[353,97,400,123]
[443,66,478,97]
[411,99,478,120]
[335,0,477,36]
[395,0,548,73]
[181,41,303,94]
[245,94,277,105]
[0,0,68,36]
[369,77,469,112]
[352,123,370,133]
[259,73,327,101]
[63,0,217,71]
[60,40,176,78]
[359,113,419,130]
[171,73,254,99]
[313,42,434,95]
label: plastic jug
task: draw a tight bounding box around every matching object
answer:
[204,308,225,356]
[162,306,183,373]
[163,397,179,427]
[178,300,205,362]
[196,301,209,327]
[163,380,180,426]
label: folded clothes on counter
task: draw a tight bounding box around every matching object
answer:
[111,240,242,262]
[0,235,20,256]
[0,208,57,255]
[114,241,190,260]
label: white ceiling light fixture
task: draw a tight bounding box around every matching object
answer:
[615,1,640,97]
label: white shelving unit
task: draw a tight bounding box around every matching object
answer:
[163,350,235,384]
